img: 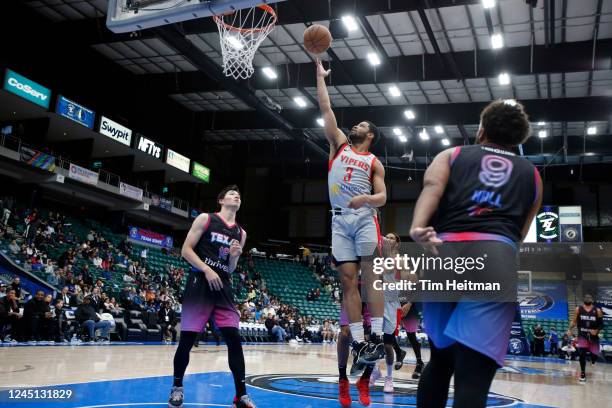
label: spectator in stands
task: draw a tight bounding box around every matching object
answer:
[267,315,286,342]
[24,290,51,342]
[2,289,22,341]
[321,320,333,343]
[10,277,22,300]
[92,253,103,268]
[158,301,177,342]
[549,327,559,356]
[8,240,19,254]
[56,286,75,307]
[561,333,576,360]
[533,324,546,356]
[140,247,148,266]
[51,299,70,342]
[90,287,103,312]
[75,296,111,342]
[0,283,6,299]
[293,317,311,343]
[2,206,11,226]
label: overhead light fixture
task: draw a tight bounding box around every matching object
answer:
[491,33,504,49]
[262,67,278,79]
[398,135,408,143]
[389,85,401,97]
[537,121,546,126]
[404,109,416,120]
[226,35,244,50]
[482,0,496,9]
[316,117,324,127]
[585,152,596,156]
[434,125,444,134]
[393,127,403,136]
[293,96,307,108]
[503,99,517,106]
[498,72,511,85]
[419,128,430,141]
[341,15,359,32]
[587,126,597,135]
[538,130,547,138]
[441,138,450,146]
[367,52,381,66]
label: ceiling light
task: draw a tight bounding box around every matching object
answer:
[482,0,496,9]
[404,109,415,120]
[398,135,408,143]
[293,96,307,108]
[434,125,444,134]
[419,129,430,141]
[341,15,359,32]
[491,33,504,49]
[389,85,401,97]
[316,117,324,127]
[441,138,450,146]
[503,99,517,106]
[367,52,381,66]
[498,72,511,85]
[585,152,596,156]
[393,127,403,136]
[262,67,278,79]
[226,35,244,50]
[537,121,546,126]
[538,130,547,138]
[587,126,597,135]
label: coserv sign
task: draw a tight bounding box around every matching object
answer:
[3,69,51,109]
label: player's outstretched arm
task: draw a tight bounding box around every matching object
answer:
[315,58,347,157]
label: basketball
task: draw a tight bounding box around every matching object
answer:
[303,24,332,54]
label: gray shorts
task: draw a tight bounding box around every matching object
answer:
[331,209,381,262]
[383,300,401,335]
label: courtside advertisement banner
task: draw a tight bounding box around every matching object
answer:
[3,69,51,109]
[68,163,99,186]
[128,226,173,248]
[56,95,95,129]
[99,116,132,146]
[119,182,143,201]
[166,149,190,172]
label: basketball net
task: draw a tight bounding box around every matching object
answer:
[214,5,277,80]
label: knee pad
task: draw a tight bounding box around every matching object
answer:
[383,333,395,345]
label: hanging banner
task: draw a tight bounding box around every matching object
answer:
[68,163,99,186]
[119,182,143,201]
[20,146,56,171]
[536,206,560,243]
[559,206,583,242]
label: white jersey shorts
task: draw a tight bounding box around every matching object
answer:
[331,208,381,263]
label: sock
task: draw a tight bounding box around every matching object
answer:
[386,363,393,377]
[339,366,348,380]
[349,322,365,343]
[361,365,374,380]
[371,317,383,336]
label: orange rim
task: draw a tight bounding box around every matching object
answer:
[213,4,277,34]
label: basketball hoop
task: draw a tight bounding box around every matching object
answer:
[213,5,277,80]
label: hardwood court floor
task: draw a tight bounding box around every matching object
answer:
[0,343,610,407]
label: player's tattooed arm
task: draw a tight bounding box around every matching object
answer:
[315,57,348,158]
[228,229,247,274]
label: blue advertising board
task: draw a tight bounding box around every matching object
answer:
[518,281,568,320]
[56,95,95,129]
[128,226,173,249]
[3,69,51,109]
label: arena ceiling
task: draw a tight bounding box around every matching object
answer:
[12,0,612,168]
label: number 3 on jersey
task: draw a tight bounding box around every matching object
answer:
[343,167,353,182]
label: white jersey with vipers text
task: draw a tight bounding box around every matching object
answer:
[328,143,377,209]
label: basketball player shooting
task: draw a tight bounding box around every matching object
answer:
[168,185,255,408]
[315,56,387,400]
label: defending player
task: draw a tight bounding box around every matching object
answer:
[410,100,542,408]
[168,185,255,408]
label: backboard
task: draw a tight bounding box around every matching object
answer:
[106,0,285,33]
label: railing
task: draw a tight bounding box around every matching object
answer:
[0,133,192,214]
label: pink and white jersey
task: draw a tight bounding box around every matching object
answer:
[328,143,377,209]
